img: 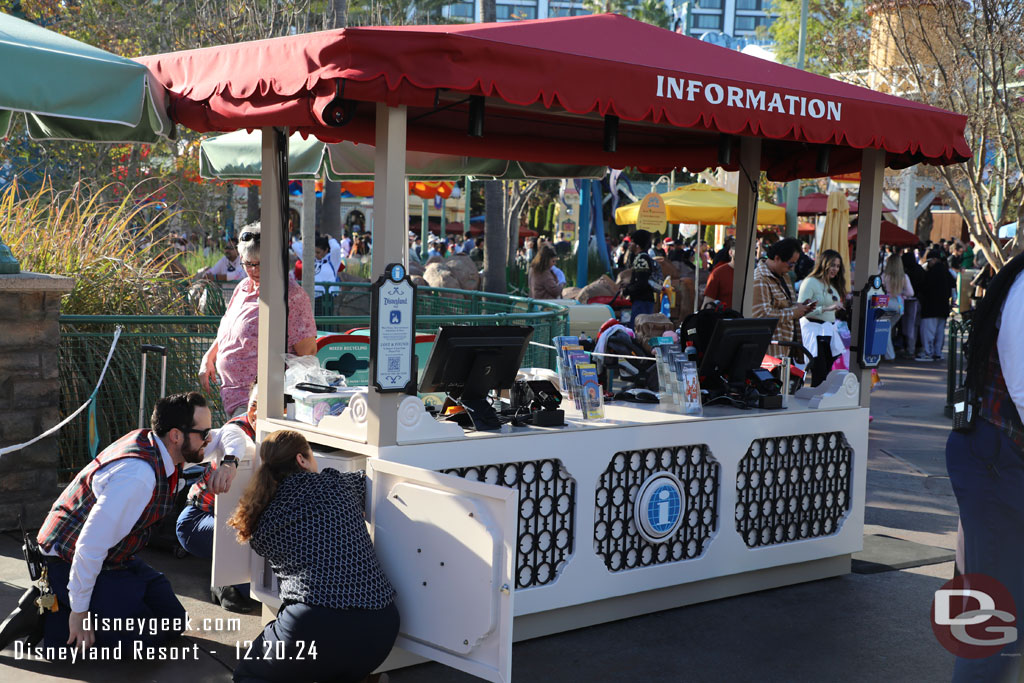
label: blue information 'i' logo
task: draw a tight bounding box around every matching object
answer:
[646,484,681,534]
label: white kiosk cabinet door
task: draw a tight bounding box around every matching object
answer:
[367,459,517,683]
[212,457,256,589]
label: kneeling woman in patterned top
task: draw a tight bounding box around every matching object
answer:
[228,430,399,683]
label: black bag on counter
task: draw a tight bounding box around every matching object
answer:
[680,303,741,364]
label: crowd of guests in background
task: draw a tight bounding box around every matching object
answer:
[604,221,981,378]
[750,232,977,367]
[409,231,485,266]
[171,211,982,369]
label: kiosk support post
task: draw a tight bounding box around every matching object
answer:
[367,103,408,447]
[257,127,288,422]
[851,147,886,408]
[732,136,762,317]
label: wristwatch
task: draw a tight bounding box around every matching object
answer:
[221,455,239,467]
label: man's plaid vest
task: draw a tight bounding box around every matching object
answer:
[37,430,179,569]
[188,415,256,514]
[979,344,1024,451]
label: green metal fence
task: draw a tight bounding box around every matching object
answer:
[946,315,972,418]
[58,285,567,479]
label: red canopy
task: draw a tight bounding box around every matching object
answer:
[137,14,970,181]
[780,192,859,215]
[848,219,919,247]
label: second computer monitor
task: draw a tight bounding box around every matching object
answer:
[698,317,778,389]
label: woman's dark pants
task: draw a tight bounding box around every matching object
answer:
[233,600,400,683]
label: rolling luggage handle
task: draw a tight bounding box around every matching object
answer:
[138,344,168,429]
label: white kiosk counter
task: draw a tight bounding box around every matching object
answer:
[212,378,866,681]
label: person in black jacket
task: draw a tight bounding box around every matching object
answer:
[623,229,661,325]
[945,250,1024,680]
[228,430,398,683]
[916,249,956,361]
[901,251,926,358]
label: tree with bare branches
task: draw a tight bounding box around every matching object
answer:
[870,1,1024,268]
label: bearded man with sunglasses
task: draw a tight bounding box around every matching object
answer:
[22,393,211,652]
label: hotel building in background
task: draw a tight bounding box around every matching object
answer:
[439,0,774,34]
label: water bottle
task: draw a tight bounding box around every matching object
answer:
[660,276,673,317]
[684,341,698,364]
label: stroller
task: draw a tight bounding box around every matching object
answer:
[593,320,658,391]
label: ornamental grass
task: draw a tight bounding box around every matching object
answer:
[0,179,197,315]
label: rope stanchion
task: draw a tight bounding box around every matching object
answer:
[0,326,123,457]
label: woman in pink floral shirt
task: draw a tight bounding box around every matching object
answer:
[200,223,317,416]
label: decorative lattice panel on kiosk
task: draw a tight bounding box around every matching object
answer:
[442,459,576,590]
[594,445,719,572]
[736,432,853,548]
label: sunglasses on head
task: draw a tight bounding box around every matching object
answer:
[239,232,260,243]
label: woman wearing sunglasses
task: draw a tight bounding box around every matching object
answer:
[199,222,318,417]
[229,430,398,683]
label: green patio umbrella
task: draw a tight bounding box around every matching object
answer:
[0,12,172,143]
[199,130,604,181]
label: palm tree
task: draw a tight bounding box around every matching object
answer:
[633,0,672,29]
[582,0,630,14]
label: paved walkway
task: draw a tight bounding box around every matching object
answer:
[0,358,959,682]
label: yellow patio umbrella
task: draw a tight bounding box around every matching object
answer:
[818,191,852,293]
[614,183,786,226]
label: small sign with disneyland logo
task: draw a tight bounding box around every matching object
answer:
[370,263,417,394]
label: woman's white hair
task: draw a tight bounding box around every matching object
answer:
[237,222,261,262]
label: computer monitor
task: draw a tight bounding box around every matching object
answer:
[698,317,778,391]
[419,324,535,430]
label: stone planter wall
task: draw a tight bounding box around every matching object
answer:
[0,273,74,531]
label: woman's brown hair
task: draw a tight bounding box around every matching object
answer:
[227,430,310,542]
[807,248,847,299]
[530,243,557,273]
